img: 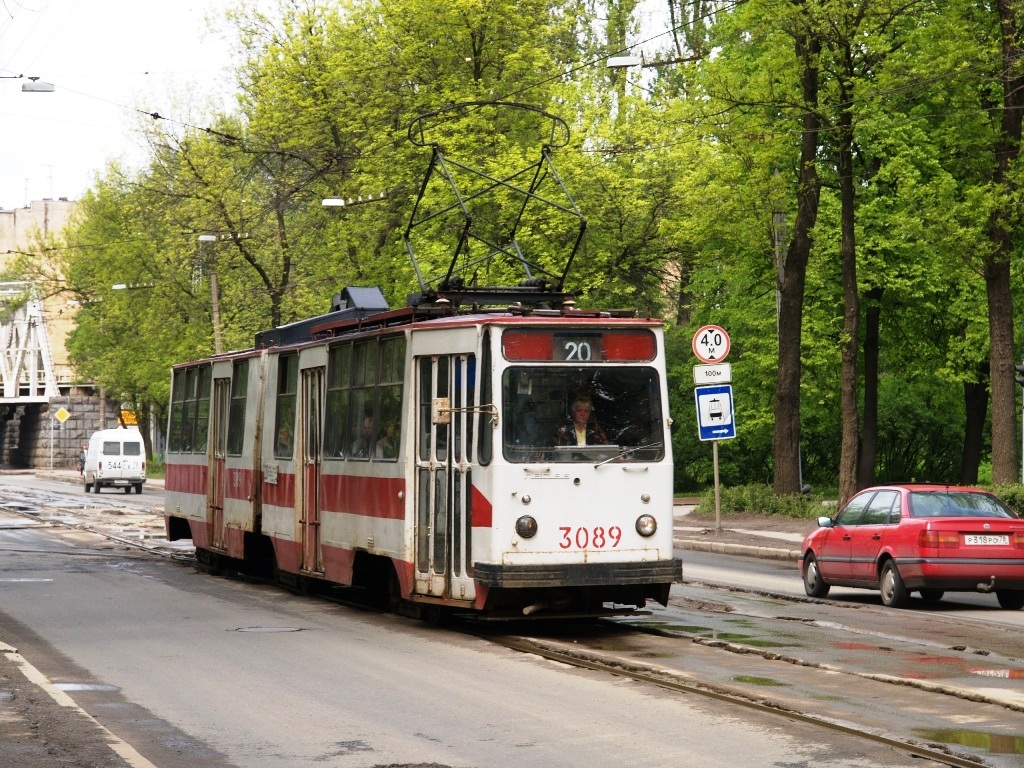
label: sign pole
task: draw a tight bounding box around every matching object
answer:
[713,440,721,532]
[692,326,732,535]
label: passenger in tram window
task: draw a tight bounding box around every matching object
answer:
[351,409,375,458]
[375,420,398,459]
[276,417,294,457]
[554,396,608,446]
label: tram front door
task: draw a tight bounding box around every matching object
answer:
[413,353,478,602]
[208,377,230,551]
[298,367,325,574]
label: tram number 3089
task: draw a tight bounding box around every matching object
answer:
[559,526,623,549]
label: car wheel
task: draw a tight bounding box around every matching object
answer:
[996,590,1024,610]
[879,560,909,608]
[803,553,830,598]
[918,589,944,603]
[83,480,90,493]
[92,479,101,494]
[124,486,131,494]
[135,483,143,494]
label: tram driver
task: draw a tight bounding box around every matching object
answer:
[554,396,608,446]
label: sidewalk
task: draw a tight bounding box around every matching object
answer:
[672,502,809,562]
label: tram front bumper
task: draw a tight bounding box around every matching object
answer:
[473,559,682,589]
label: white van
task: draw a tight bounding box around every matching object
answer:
[83,427,146,494]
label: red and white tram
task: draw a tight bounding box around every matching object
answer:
[164,286,681,618]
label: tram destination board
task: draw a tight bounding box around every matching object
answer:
[502,329,657,362]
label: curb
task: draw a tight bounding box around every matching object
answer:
[674,538,801,563]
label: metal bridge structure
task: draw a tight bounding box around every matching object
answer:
[0,282,60,404]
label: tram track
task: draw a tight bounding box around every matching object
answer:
[3,484,1016,767]
[482,632,986,768]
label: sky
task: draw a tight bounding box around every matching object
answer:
[0,0,673,213]
[0,0,238,211]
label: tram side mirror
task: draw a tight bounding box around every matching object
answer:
[432,397,452,425]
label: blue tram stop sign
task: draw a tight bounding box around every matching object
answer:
[694,384,736,441]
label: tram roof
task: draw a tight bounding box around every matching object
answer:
[172,286,661,368]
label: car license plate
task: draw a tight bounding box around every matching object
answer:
[964,534,1009,545]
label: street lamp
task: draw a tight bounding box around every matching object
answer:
[321,191,387,208]
[2,74,56,92]
[22,77,55,93]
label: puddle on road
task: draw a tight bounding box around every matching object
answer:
[626,621,796,648]
[915,728,1024,755]
[733,675,788,687]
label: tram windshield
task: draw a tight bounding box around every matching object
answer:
[501,366,665,463]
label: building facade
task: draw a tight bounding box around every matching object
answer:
[0,199,123,469]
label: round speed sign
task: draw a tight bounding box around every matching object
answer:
[692,325,731,363]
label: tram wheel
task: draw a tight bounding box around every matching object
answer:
[422,605,449,627]
[386,570,402,613]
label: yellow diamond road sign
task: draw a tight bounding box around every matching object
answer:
[55,407,70,423]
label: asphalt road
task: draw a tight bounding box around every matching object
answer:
[0,472,966,768]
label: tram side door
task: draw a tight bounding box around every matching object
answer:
[298,367,325,574]
[413,353,478,600]
[208,377,230,551]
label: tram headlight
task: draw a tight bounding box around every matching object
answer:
[635,514,657,537]
[515,515,538,538]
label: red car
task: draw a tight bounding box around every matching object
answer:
[799,484,1024,609]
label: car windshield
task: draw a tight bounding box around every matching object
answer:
[502,366,664,463]
[908,491,1018,519]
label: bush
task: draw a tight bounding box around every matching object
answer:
[988,484,1024,516]
[693,483,828,519]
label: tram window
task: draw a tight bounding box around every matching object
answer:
[194,364,211,454]
[181,368,198,452]
[227,359,249,456]
[374,336,405,462]
[500,366,665,463]
[169,370,185,453]
[324,344,352,459]
[169,364,211,454]
[348,340,378,461]
[418,359,432,460]
[274,354,298,459]
[478,331,493,465]
[435,357,450,458]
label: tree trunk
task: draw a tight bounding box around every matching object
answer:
[986,257,1017,484]
[837,109,860,506]
[773,31,822,497]
[961,377,988,484]
[858,287,881,488]
[987,0,1024,485]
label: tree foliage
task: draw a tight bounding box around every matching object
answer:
[21,0,1024,489]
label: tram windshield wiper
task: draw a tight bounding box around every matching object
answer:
[594,442,662,467]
